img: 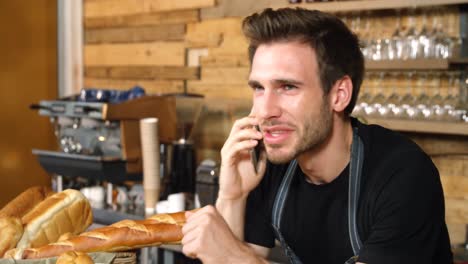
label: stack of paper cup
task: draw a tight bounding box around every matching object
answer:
[168,193,185,213]
[140,118,160,215]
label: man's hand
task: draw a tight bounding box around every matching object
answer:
[218,116,267,200]
[181,206,266,264]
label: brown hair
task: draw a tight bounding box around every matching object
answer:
[242,8,364,115]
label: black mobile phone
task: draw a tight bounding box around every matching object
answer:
[251,125,263,172]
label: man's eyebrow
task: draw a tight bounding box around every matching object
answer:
[248,78,304,87]
[275,79,304,86]
[248,80,261,87]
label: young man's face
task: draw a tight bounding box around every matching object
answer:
[249,40,333,164]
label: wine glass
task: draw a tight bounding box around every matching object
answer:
[427,7,443,58]
[444,71,459,106]
[371,72,390,116]
[360,12,372,60]
[443,71,461,121]
[428,72,445,120]
[414,71,433,119]
[406,72,429,119]
[417,9,431,58]
[398,71,416,119]
[355,72,375,117]
[388,10,404,60]
[371,17,385,61]
[363,72,382,116]
[402,8,419,60]
[386,71,402,118]
[442,6,460,59]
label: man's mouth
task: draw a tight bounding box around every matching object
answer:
[269,130,288,137]
[262,125,294,145]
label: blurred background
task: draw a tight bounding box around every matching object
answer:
[0,1,57,205]
[0,1,466,262]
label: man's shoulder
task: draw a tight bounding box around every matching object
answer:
[356,119,438,184]
[356,119,427,162]
[356,120,441,198]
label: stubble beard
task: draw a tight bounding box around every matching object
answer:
[267,98,333,164]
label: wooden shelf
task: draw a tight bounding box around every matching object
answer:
[365,117,468,136]
[449,57,468,66]
[273,0,468,13]
[365,58,468,70]
[202,0,467,20]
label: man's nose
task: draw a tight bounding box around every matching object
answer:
[253,91,281,120]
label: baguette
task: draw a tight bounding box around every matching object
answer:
[13,189,93,259]
[18,211,187,259]
[0,186,53,257]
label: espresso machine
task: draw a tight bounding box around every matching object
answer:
[31,90,204,210]
[32,92,176,182]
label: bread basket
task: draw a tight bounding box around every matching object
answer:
[0,252,137,264]
[111,252,136,264]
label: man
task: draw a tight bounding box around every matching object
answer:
[181,8,453,264]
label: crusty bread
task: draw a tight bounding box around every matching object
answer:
[57,233,75,242]
[0,186,53,218]
[0,186,53,257]
[18,211,188,259]
[13,189,93,259]
[0,217,23,256]
[56,251,93,264]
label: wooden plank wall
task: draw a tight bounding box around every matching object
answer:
[410,134,468,244]
[83,1,209,94]
[83,0,467,245]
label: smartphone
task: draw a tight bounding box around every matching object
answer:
[251,125,263,172]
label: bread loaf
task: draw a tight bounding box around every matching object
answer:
[0,186,53,218]
[13,189,93,259]
[56,251,93,264]
[0,186,53,257]
[18,211,187,259]
[0,217,23,256]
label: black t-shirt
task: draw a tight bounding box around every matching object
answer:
[244,119,453,264]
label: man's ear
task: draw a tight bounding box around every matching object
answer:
[330,75,353,113]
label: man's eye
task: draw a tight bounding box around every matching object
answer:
[252,85,264,91]
[283,84,297,91]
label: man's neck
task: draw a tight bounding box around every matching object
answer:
[297,117,353,185]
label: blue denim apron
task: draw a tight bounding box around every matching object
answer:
[271,128,364,264]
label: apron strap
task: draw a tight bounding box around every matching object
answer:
[348,128,364,255]
[272,159,297,228]
[271,159,301,263]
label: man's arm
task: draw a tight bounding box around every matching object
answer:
[215,197,247,240]
[216,197,271,258]
[181,116,269,263]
